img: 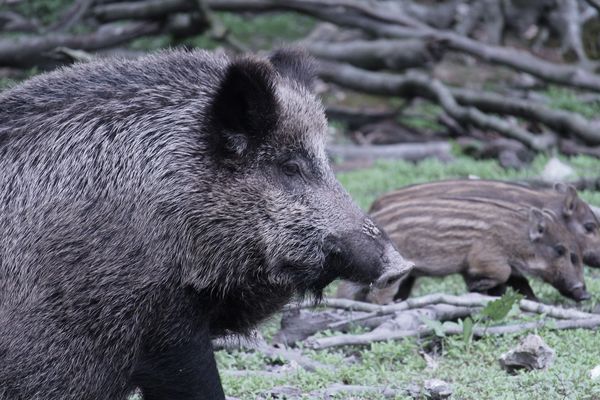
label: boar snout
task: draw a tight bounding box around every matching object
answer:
[324,219,413,287]
[374,243,414,289]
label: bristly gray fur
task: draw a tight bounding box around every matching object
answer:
[0,49,408,399]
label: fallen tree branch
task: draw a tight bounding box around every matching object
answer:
[560,139,600,158]
[258,343,327,372]
[585,0,600,13]
[293,293,596,320]
[0,22,162,68]
[273,308,390,345]
[305,38,443,71]
[329,303,473,332]
[213,331,327,372]
[325,105,397,129]
[93,0,284,21]
[327,142,453,162]
[222,369,291,378]
[0,11,41,33]
[93,0,195,21]
[271,0,600,93]
[312,383,402,398]
[323,59,600,146]
[48,0,95,33]
[451,88,600,145]
[308,316,600,349]
[318,61,556,150]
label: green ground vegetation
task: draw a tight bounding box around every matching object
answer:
[219,154,600,400]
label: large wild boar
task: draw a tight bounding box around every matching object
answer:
[0,49,412,400]
[338,194,588,304]
[372,179,600,268]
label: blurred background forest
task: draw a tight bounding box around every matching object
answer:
[4,0,600,399]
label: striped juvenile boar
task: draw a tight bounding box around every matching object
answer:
[372,179,600,268]
[0,49,412,400]
[338,194,587,304]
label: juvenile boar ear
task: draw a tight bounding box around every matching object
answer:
[562,185,578,217]
[210,56,279,157]
[269,47,316,90]
[528,208,547,242]
[553,182,567,193]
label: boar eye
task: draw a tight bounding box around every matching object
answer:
[281,161,301,177]
[584,222,597,234]
[554,245,567,257]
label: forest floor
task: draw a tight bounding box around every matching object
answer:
[218,154,600,400]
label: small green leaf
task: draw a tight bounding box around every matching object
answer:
[422,317,446,337]
[462,317,474,345]
[442,321,460,331]
[480,291,524,322]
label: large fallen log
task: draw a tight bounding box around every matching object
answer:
[268,0,600,93]
[319,61,556,150]
[321,60,600,145]
[451,88,600,145]
[305,39,444,71]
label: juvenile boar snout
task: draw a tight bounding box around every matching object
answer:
[566,283,591,302]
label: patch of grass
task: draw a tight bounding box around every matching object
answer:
[215,12,316,50]
[545,86,600,119]
[397,103,444,132]
[220,154,600,400]
[335,155,542,210]
[0,67,40,91]
[130,12,317,52]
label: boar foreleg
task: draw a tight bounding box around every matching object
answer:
[132,329,225,400]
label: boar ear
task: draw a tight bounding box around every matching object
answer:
[562,185,578,217]
[528,208,547,242]
[269,47,316,90]
[210,56,279,157]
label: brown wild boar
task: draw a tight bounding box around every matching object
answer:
[338,195,588,304]
[372,179,600,268]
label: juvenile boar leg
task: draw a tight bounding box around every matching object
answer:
[486,283,508,297]
[132,331,225,400]
[465,249,512,293]
[481,275,537,300]
[505,274,538,301]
